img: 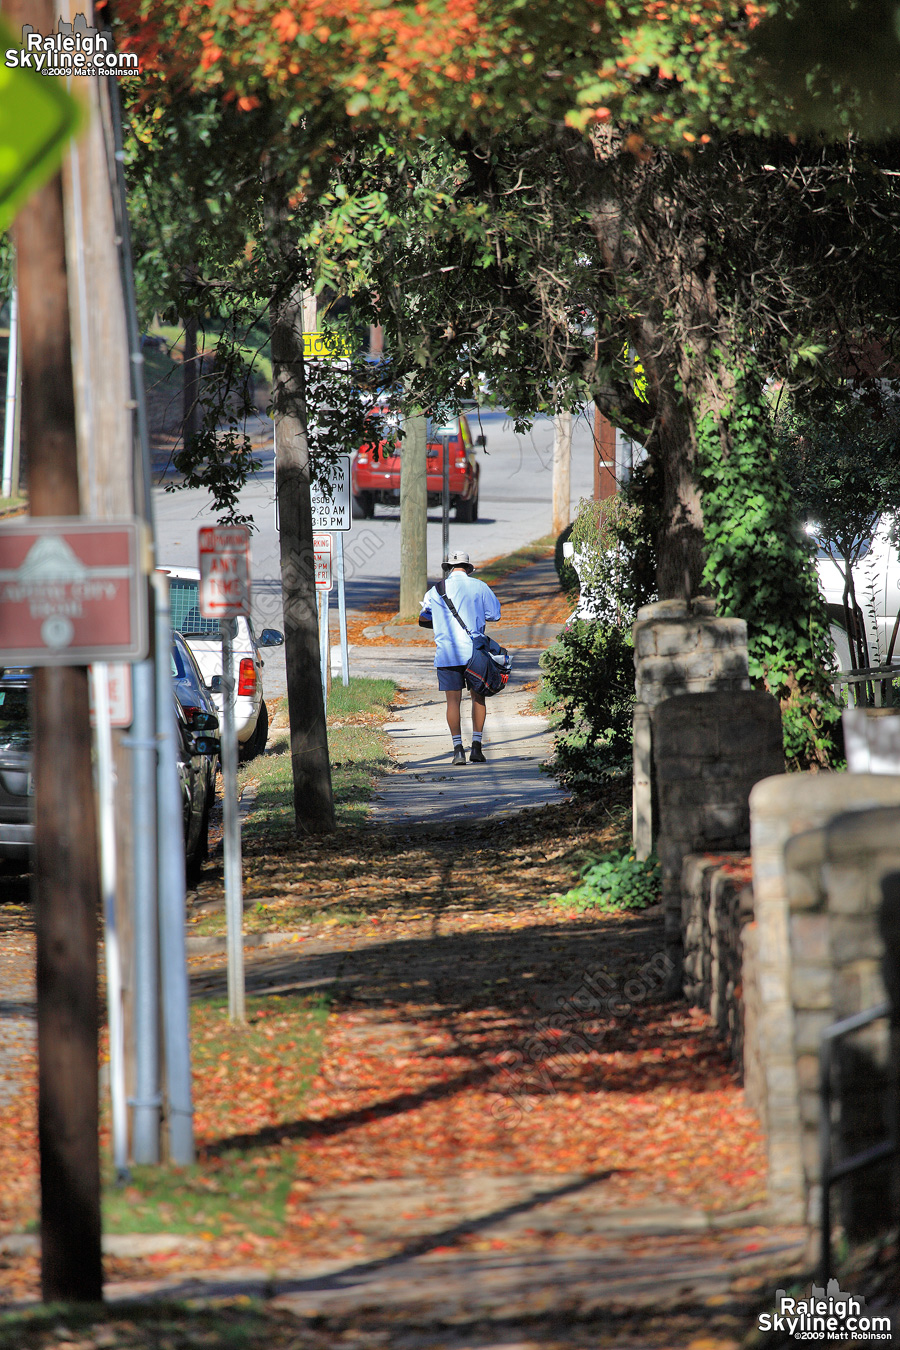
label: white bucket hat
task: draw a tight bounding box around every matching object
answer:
[442,550,474,573]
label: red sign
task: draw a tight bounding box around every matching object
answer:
[89,663,133,728]
[314,532,333,591]
[198,525,251,618]
[0,517,147,665]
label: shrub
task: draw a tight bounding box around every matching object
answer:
[540,620,635,789]
[554,849,661,912]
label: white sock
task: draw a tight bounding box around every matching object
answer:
[452,735,462,747]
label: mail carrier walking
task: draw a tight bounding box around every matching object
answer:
[418,550,502,765]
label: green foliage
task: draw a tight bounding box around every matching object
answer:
[554,523,577,594]
[569,487,657,626]
[697,378,842,769]
[554,849,661,913]
[776,394,900,557]
[540,620,635,790]
[169,423,262,528]
[775,393,900,670]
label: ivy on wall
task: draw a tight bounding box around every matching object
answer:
[696,381,841,769]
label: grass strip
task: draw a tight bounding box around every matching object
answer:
[476,534,556,587]
[102,993,327,1239]
[238,677,398,838]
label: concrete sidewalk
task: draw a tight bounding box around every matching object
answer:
[352,646,568,824]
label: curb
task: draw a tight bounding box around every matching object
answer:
[186,927,310,955]
[0,1207,776,1260]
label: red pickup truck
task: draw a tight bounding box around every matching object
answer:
[351,413,484,521]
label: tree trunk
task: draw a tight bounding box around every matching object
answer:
[552,410,572,535]
[270,279,335,834]
[653,396,706,601]
[399,408,428,620]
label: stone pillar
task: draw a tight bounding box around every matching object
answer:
[653,690,783,991]
[747,773,900,1225]
[632,598,751,857]
[786,806,900,1238]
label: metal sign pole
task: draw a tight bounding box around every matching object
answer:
[2,285,18,499]
[90,663,129,1181]
[220,618,245,1023]
[319,588,329,713]
[336,530,349,686]
[441,432,451,564]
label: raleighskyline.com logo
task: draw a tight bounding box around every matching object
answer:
[758,1280,893,1341]
[5,14,138,77]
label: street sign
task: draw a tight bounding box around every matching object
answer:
[303,332,351,359]
[198,525,251,618]
[314,533,333,590]
[311,456,352,532]
[89,663,132,728]
[0,516,147,664]
[0,22,83,232]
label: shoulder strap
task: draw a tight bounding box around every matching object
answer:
[436,579,472,635]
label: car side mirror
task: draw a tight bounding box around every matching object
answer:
[475,434,486,448]
[190,710,219,733]
[259,628,285,648]
[208,675,223,692]
[190,733,220,757]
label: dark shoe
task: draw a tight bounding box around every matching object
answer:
[469,743,486,763]
[452,745,467,765]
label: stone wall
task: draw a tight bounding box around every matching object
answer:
[632,598,751,859]
[747,773,900,1226]
[653,690,784,986]
[681,853,754,1067]
[785,807,900,1239]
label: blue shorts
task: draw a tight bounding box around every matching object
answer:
[437,664,469,692]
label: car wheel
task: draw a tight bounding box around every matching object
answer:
[352,491,375,519]
[456,494,475,523]
[185,796,210,888]
[472,489,479,521]
[240,699,269,763]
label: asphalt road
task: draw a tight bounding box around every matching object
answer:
[153,407,596,623]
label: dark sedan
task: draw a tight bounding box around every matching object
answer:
[0,668,31,862]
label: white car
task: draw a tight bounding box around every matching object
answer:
[159,566,284,761]
[814,518,900,670]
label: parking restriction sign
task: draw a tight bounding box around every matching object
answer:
[198,526,251,618]
[314,533,333,590]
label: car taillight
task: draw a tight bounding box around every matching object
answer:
[356,448,369,463]
[182,704,202,726]
[238,658,256,697]
[455,455,467,469]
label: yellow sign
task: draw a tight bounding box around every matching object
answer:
[0,21,83,232]
[303,332,352,359]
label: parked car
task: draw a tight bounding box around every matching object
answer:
[351,412,484,521]
[172,630,220,783]
[160,566,284,761]
[0,667,31,862]
[173,695,218,884]
[0,667,218,883]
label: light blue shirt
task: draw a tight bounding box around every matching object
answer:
[420,570,501,667]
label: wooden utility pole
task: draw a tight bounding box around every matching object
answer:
[13,161,103,1301]
[399,408,427,620]
[552,410,572,535]
[62,56,140,1158]
[593,407,618,501]
[271,278,335,834]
